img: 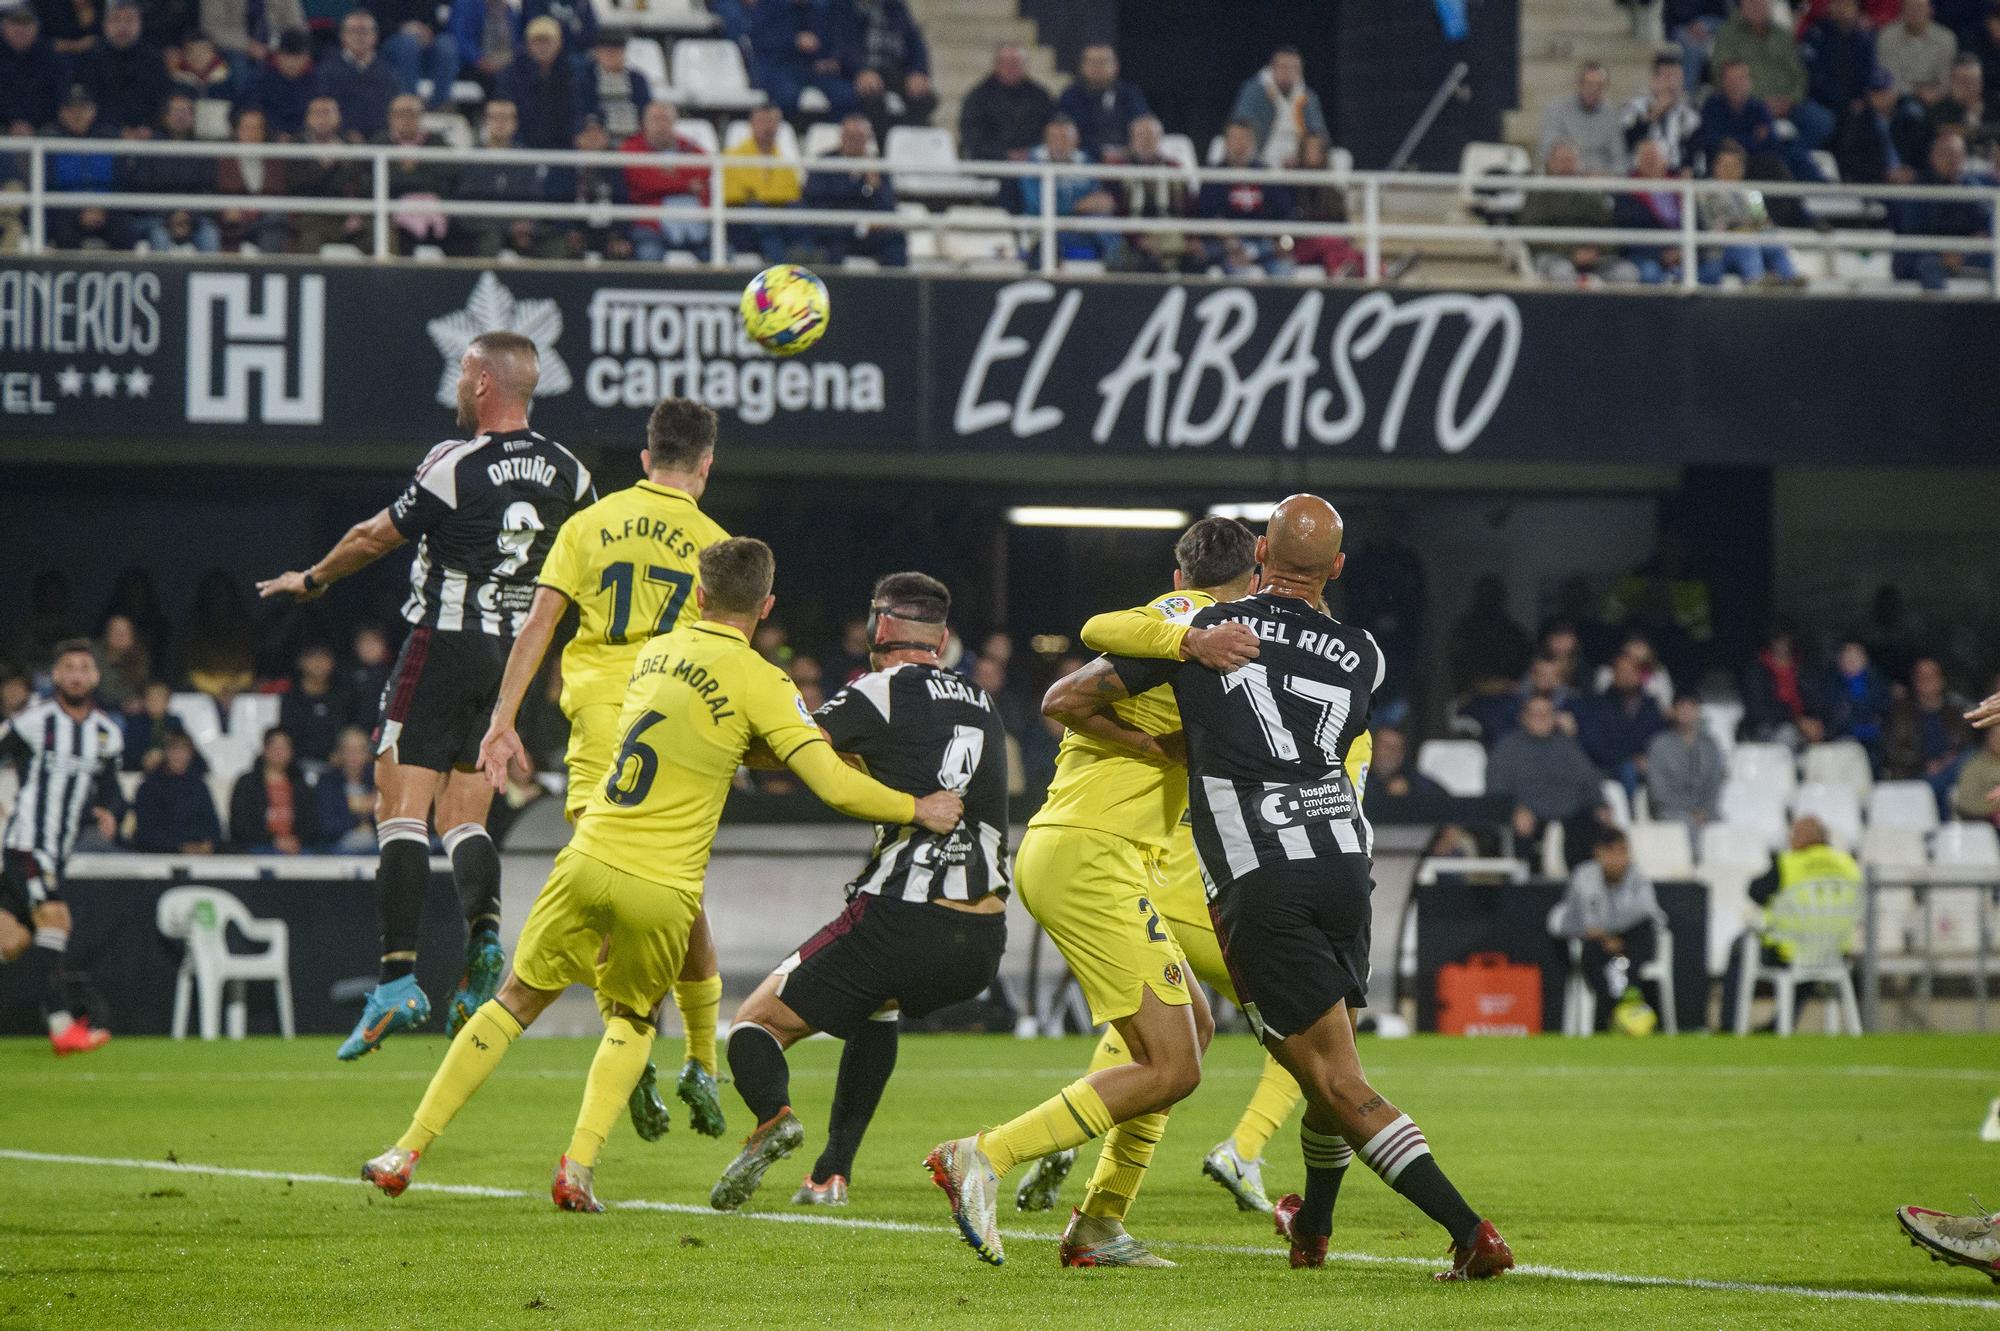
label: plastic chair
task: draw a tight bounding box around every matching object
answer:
[157,887,294,1040]
[1802,740,1873,800]
[1718,782,1789,849]
[1558,923,1678,1036]
[1793,781,1863,851]
[1730,742,1799,801]
[625,37,672,102]
[1458,141,1530,221]
[939,205,1019,262]
[1731,891,1862,1036]
[1629,821,1695,879]
[1416,739,1486,797]
[1601,780,1633,830]
[1158,132,1200,179]
[1860,823,1928,873]
[802,119,855,160]
[670,39,766,110]
[1701,699,1744,754]
[674,117,720,156]
[1933,821,2000,868]
[1868,781,1941,833]
[1701,819,1777,869]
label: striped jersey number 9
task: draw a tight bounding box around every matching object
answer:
[937,724,984,794]
[605,708,667,806]
[598,562,695,645]
[1220,662,1352,766]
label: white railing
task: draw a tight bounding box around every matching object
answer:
[6,135,1999,295]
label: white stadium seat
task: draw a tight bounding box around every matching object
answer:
[1416,739,1486,797]
[1792,781,1863,851]
[625,37,672,102]
[1933,821,2000,868]
[1729,742,1798,801]
[1867,781,1941,833]
[671,40,766,111]
[1859,824,1928,874]
[674,117,721,156]
[1717,781,1788,849]
[1701,820,1777,869]
[1801,740,1873,800]
[1702,698,1744,755]
[1601,780,1632,830]
[1629,821,1695,879]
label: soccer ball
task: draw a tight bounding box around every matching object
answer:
[740,264,830,357]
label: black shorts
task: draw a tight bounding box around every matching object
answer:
[373,627,509,772]
[1211,854,1374,1041]
[776,894,1008,1040]
[0,850,56,924]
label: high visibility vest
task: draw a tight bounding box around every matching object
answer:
[1763,843,1862,963]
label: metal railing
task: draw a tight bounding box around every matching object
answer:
[5,134,1999,295]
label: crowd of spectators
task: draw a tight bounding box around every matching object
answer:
[2,0,1364,275]
[1529,0,2000,290]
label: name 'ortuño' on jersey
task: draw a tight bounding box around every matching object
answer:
[814,662,1010,904]
[1112,592,1385,888]
[390,428,595,637]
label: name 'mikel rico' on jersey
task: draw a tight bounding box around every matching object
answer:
[390,428,595,637]
[813,662,1010,903]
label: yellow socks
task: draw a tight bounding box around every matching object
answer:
[674,975,723,1075]
[1079,1110,1167,1221]
[978,1079,1115,1178]
[1085,1026,1130,1075]
[1231,1051,1303,1161]
[397,1000,522,1154]
[566,1015,655,1167]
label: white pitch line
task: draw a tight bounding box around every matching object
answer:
[2,1148,1996,1314]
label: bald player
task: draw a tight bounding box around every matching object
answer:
[260,330,595,1061]
[1041,495,1514,1281]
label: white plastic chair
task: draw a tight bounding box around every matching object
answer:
[1458,141,1530,220]
[939,205,1019,262]
[1701,819,1778,870]
[1601,780,1633,830]
[1868,781,1941,833]
[1933,821,2000,868]
[1730,742,1799,801]
[625,37,672,102]
[1629,821,1695,879]
[1731,888,1862,1036]
[1860,824,1929,873]
[599,0,716,32]
[1158,132,1200,180]
[671,39,766,110]
[1702,698,1744,755]
[157,887,294,1040]
[802,119,851,160]
[1794,781,1863,851]
[674,116,721,156]
[1558,924,1678,1036]
[1718,781,1789,849]
[1416,739,1486,797]
[1802,740,1874,801]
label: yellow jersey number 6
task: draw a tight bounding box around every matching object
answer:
[605,708,667,806]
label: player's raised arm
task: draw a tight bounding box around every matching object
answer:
[256,508,405,602]
[477,585,573,789]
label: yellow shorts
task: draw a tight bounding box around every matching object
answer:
[1014,823,1190,1026]
[563,702,620,822]
[1155,824,1235,1003]
[512,846,701,1015]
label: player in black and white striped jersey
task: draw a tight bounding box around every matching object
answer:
[257,330,594,1062]
[709,572,1009,1213]
[1,640,123,1055]
[1047,495,1514,1281]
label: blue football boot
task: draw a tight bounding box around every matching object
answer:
[445,932,506,1039]
[336,974,431,1061]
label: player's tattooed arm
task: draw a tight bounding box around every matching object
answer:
[1041,658,1178,762]
[256,508,405,602]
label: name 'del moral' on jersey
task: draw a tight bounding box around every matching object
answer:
[584,288,884,425]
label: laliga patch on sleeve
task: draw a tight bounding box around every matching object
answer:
[1153,595,1196,619]
[795,695,815,723]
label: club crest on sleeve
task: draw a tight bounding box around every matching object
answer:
[1163,961,1185,988]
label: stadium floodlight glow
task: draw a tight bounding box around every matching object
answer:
[1005,506,1192,530]
[1206,501,1279,521]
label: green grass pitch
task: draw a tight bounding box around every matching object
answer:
[4,1030,1998,1329]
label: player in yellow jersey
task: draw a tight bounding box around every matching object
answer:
[924,518,1262,1269]
[363,538,965,1210]
[476,398,735,1141]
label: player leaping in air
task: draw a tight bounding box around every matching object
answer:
[259,331,594,1061]
[476,397,735,1140]
[922,525,1261,1268]
[709,572,1011,1212]
[360,538,964,1210]
[1039,495,1512,1281]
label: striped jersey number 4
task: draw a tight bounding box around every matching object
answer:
[938,724,984,794]
[1221,662,1351,766]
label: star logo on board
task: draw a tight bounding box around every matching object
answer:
[91,365,119,398]
[124,366,153,398]
[425,272,571,409]
[57,365,84,397]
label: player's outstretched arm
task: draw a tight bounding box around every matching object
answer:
[785,740,962,831]
[1968,691,2000,729]
[1082,607,1259,671]
[478,586,571,790]
[256,509,405,602]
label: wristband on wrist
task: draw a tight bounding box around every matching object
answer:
[302,571,320,592]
